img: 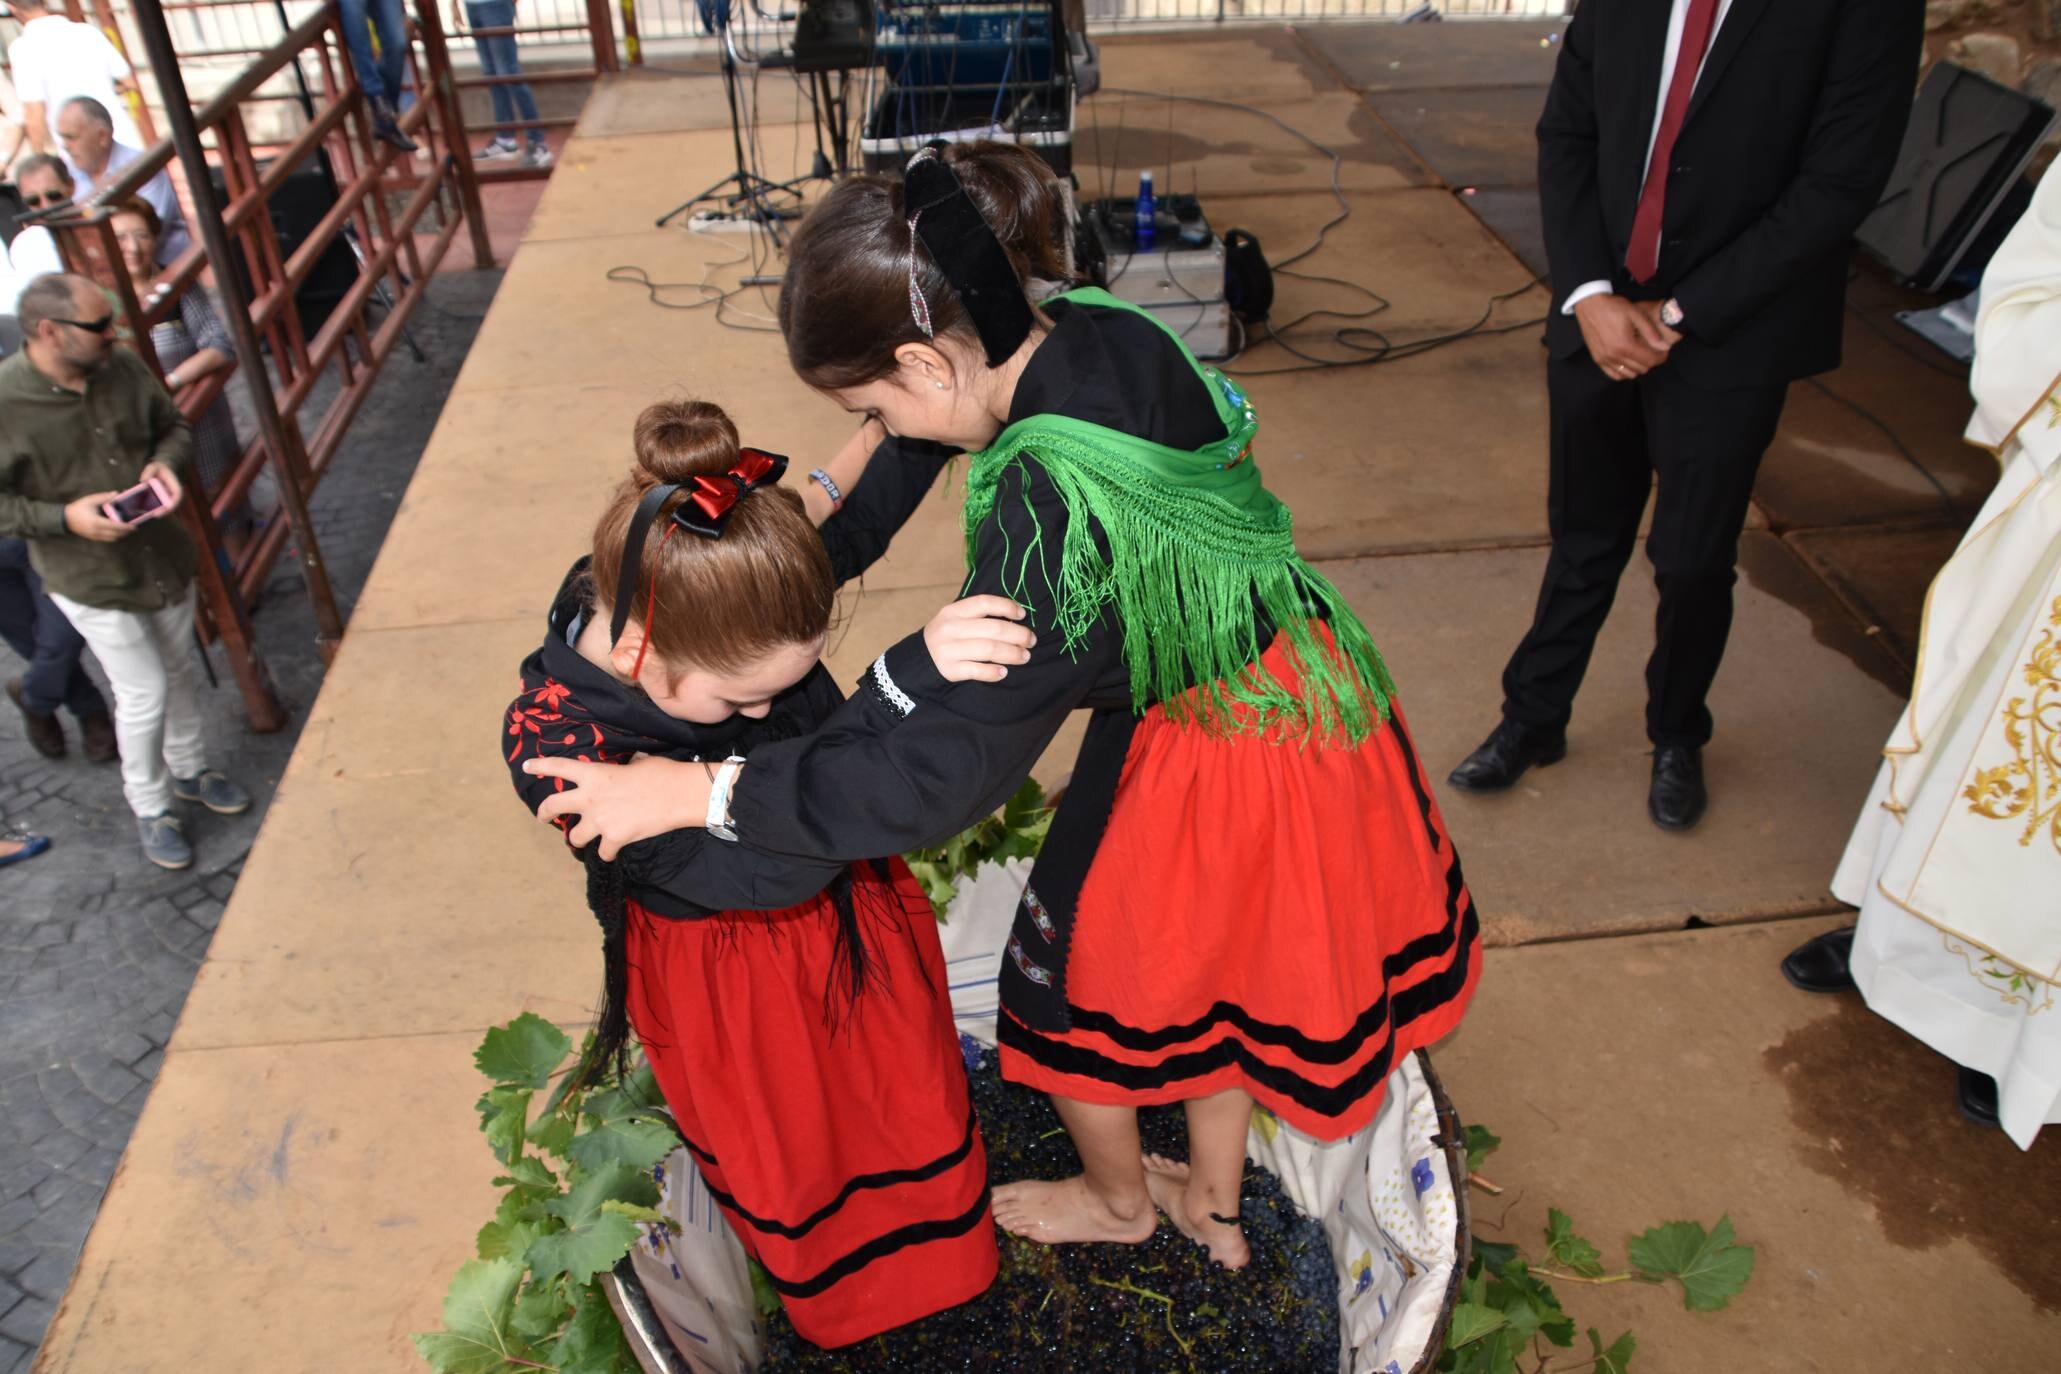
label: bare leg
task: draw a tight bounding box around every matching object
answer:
[992,1096,1157,1246]
[1142,1085,1253,1269]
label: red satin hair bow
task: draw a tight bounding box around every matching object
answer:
[676,449,787,538]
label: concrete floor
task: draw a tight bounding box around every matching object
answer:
[28,20,2060,1373]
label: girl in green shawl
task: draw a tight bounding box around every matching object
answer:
[528,142,1480,1274]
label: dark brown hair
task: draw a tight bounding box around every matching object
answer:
[778,141,1072,390]
[589,399,834,676]
[108,195,163,241]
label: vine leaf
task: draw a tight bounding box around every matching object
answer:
[552,1284,633,1374]
[1464,1123,1501,1175]
[1628,1215,1756,1311]
[510,1279,570,1342]
[749,1257,786,1317]
[528,1109,576,1160]
[530,1162,662,1286]
[493,1155,558,1191]
[476,1013,573,1089]
[412,1256,526,1374]
[475,1086,532,1168]
[1545,1207,1606,1278]
[475,1217,542,1263]
[1589,1327,1637,1374]
[1493,1258,1575,1348]
[568,1113,679,1174]
[1471,1237,1519,1276]
[600,1199,668,1225]
[1446,1301,1509,1348]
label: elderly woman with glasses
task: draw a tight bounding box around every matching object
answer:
[107,196,248,537]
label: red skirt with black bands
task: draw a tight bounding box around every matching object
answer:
[624,859,997,1348]
[999,642,1481,1141]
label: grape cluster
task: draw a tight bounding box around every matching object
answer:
[758,1042,1340,1372]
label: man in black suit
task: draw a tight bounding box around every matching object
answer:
[1449,0,1925,829]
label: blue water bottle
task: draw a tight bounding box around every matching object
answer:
[1134,170,1156,251]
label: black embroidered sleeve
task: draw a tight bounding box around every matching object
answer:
[816,435,956,586]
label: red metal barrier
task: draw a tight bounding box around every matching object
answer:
[30,0,501,729]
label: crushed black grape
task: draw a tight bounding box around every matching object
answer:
[759,1039,1341,1372]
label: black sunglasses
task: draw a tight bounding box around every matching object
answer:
[51,315,115,335]
[22,189,70,208]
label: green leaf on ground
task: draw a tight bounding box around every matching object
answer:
[1464,1123,1501,1174]
[1489,1258,1574,1348]
[412,1256,526,1374]
[1471,1237,1519,1276]
[1588,1327,1637,1374]
[1628,1215,1756,1311]
[476,1086,532,1168]
[552,1284,634,1374]
[1545,1207,1607,1278]
[1446,1301,1509,1349]
[530,1162,662,1286]
[476,1013,573,1089]
[568,1113,679,1174]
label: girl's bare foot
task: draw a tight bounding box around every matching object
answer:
[1141,1153,1251,1270]
[991,1176,1157,1246]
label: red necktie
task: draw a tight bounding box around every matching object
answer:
[1625,0,1722,284]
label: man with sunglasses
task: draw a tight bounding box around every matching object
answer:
[3,154,69,313]
[0,272,250,870]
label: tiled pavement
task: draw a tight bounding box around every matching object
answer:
[0,267,503,1373]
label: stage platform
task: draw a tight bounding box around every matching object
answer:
[30,20,2055,1373]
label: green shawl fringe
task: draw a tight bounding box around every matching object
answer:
[962,289,1396,746]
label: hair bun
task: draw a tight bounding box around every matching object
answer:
[632,400,741,485]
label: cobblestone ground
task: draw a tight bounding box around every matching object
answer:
[0,269,503,1372]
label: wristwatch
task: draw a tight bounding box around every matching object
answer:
[1659,297,1686,330]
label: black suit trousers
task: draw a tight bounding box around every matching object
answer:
[1499,348,1788,749]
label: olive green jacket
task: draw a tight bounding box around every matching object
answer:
[0,346,197,611]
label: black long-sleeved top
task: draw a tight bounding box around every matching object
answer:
[505,433,953,915]
[712,300,1222,869]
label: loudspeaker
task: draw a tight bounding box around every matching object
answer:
[208,153,362,338]
[1857,61,2058,291]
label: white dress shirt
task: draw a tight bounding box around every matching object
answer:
[1562,0,1737,316]
[6,15,143,147]
[68,141,193,267]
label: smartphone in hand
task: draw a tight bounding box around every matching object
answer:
[101,476,174,527]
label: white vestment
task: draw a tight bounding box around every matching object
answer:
[1832,165,2061,1150]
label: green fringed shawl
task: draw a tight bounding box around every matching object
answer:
[962,287,1396,745]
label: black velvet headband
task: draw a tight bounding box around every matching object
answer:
[903,143,1036,368]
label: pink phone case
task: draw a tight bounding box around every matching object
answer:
[102,476,175,527]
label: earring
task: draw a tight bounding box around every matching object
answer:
[934,380,946,390]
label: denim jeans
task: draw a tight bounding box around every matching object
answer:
[340,0,410,104]
[0,539,107,720]
[466,0,545,146]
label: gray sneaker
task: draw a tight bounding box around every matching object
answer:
[522,143,553,170]
[173,770,252,816]
[138,812,193,871]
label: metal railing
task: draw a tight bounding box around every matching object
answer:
[26,0,495,729]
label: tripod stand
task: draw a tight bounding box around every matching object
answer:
[656,14,818,238]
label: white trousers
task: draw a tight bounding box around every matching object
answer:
[47,587,208,818]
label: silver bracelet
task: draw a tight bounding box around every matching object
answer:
[807,467,843,510]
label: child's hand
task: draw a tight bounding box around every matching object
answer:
[924,595,1035,683]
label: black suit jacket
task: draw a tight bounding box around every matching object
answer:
[1538,0,1924,388]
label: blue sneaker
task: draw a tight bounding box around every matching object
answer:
[138,812,192,871]
[173,770,252,816]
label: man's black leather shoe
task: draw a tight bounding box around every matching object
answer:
[1780,926,1855,994]
[1957,1067,2000,1130]
[1447,719,1567,792]
[1648,745,1707,830]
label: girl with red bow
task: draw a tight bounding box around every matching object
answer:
[505,399,1031,1347]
